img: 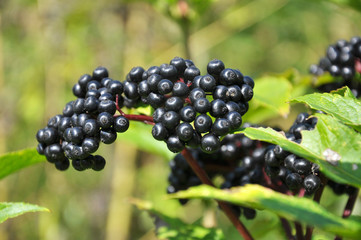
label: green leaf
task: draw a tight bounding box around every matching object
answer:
[329,86,356,98]
[292,88,361,131]
[117,121,174,160]
[0,202,49,223]
[131,198,225,240]
[253,76,292,117]
[0,148,45,180]
[241,113,361,188]
[168,185,361,239]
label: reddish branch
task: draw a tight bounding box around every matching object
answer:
[181,148,254,240]
[334,188,360,240]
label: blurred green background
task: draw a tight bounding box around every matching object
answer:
[0,0,360,239]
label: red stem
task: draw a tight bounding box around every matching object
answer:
[295,222,304,240]
[334,188,360,240]
[181,148,254,240]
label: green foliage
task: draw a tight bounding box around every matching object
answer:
[0,202,49,224]
[292,87,361,131]
[241,113,361,188]
[0,148,45,180]
[131,198,225,240]
[168,184,361,239]
[251,76,292,117]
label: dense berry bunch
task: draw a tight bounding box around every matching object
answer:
[167,131,268,218]
[139,57,254,153]
[263,113,320,194]
[36,66,129,171]
[310,36,361,97]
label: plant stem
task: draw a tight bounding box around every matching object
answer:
[115,94,155,124]
[181,148,254,240]
[334,188,360,240]
[294,222,304,240]
[280,217,295,240]
[305,175,327,240]
[177,0,191,59]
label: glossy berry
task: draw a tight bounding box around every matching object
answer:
[100,129,117,144]
[92,66,109,81]
[199,74,217,92]
[82,138,99,153]
[167,135,185,153]
[285,173,303,191]
[210,99,228,117]
[304,174,321,195]
[179,106,196,122]
[193,98,211,113]
[92,155,106,171]
[176,122,194,142]
[152,123,169,141]
[114,116,129,133]
[194,114,212,133]
[212,118,230,136]
[97,112,114,129]
[201,133,220,153]
[207,59,225,77]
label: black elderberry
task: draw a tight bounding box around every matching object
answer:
[44,144,64,163]
[207,59,225,77]
[201,133,220,153]
[210,99,228,117]
[78,74,92,90]
[124,81,140,100]
[241,84,254,102]
[304,174,321,195]
[160,64,178,81]
[179,106,196,122]
[165,97,184,112]
[219,68,237,86]
[170,57,187,75]
[152,123,169,141]
[226,111,242,130]
[98,100,116,115]
[84,96,100,113]
[212,118,230,136]
[100,128,117,144]
[194,114,212,133]
[82,138,99,153]
[158,79,174,94]
[73,98,85,114]
[55,158,70,171]
[166,135,185,153]
[108,80,124,95]
[193,98,211,113]
[83,119,99,136]
[189,88,206,104]
[92,66,109,81]
[213,85,229,101]
[92,155,106,171]
[285,173,303,192]
[243,76,255,88]
[138,80,151,96]
[147,92,165,109]
[114,116,129,133]
[227,85,242,102]
[176,122,194,142]
[97,112,114,129]
[162,111,180,130]
[129,66,145,83]
[172,82,189,97]
[184,66,200,82]
[199,74,217,92]
[72,83,85,98]
[87,80,102,91]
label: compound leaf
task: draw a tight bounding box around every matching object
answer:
[0,202,49,224]
[169,185,361,239]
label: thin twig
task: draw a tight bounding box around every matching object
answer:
[280,217,295,240]
[294,222,304,240]
[181,148,254,240]
[334,188,360,240]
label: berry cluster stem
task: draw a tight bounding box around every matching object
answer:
[280,217,295,240]
[181,148,254,240]
[334,188,360,240]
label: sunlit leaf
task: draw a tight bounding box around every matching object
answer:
[169,185,361,239]
[240,113,361,188]
[0,202,49,223]
[0,148,45,180]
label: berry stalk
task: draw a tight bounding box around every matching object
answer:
[280,217,295,240]
[181,148,254,240]
[334,188,360,240]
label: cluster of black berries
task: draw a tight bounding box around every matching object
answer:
[263,113,321,195]
[310,36,361,97]
[167,131,268,219]
[120,57,254,154]
[36,67,130,171]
